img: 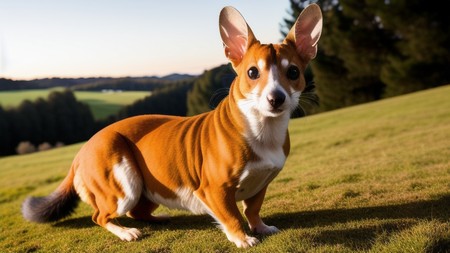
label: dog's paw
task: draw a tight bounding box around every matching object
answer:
[252,224,280,235]
[232,235,260,248]
[119,227,142,241]
[105,223,142,241]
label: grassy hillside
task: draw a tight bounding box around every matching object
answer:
[0,85,449,252]
[0,89,149,120]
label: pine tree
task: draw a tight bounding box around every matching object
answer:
[374,0,450,96]
[35,98,57,144]
[47,90,95,144]
[116,81,193,120]
[8,100,40,147]
[281,0,450,110]
[0,106,12,155]
[280,0,305,38]
[187,64,235,116]
[314,1,386,110]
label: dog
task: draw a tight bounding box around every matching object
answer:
[22,4,322,248]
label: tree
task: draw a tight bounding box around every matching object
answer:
[111,81,194,123]
[280,0,305,38]
[373,0,450,96]
[17,100,43,145]
[7,101,36,150]
[34,98,57,144]
[187,64,235,116]
[47,90,95,144]
[281,0,450,110]
[0,106,12,155]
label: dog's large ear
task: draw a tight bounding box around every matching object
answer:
[284,4,322,65]
[219,6,257,67]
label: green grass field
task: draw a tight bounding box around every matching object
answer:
[0,88,150,120]
[0,85,449,252]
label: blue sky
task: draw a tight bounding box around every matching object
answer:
[0,1,291,80]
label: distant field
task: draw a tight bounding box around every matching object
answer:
[74,91,150,119]
[0,88,150,120]
[0,85,449,252]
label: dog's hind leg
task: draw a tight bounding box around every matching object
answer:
[74,132,144,241]
[90,198,142,241]
[101,155,144,240]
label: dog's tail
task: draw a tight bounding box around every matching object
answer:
[22,165,79,223]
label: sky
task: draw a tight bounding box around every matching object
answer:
[0,1,292,80]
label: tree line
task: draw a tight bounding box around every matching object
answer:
[99,80,194,128]
[0,74,195,91]
[0,90,95,156]
[0,79,194,156]
[281,0,450,111]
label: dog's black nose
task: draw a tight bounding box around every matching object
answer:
[267,90,286,109]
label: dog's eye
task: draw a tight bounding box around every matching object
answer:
[247,67,260,80]
[286,65,300,80]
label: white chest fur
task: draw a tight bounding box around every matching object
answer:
[235,146,286,201]
[235,104,290,201]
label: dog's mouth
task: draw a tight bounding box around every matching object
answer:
[263,107,288,117]
[269,108,284,114]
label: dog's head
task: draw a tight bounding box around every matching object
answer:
[219,4,322,118]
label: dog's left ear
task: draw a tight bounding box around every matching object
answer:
[284,4,323,65]
[219,6,257,67]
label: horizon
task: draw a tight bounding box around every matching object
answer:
[0,1,291,81]
[1,72,199,82]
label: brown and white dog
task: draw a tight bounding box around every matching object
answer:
[22,4,322,248]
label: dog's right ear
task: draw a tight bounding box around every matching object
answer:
[219,6,257,67]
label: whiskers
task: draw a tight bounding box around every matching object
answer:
[293,81,319,118]
[209,88,231,109]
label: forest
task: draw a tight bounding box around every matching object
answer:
[0,0,448,156]
[281,0,450,111]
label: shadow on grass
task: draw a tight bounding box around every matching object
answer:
[53,195,450,251]
[53,213,214,231]
[267,195,450,228]
[266,194,450,251]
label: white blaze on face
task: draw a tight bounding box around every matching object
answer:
[258,63,289,117]
[281,58,289,69]
[257,59,265,71]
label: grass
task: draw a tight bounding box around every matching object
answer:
[0,88,149,120]
[0,85,449,252]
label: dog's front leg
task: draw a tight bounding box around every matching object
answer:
[243,185,280,235]
[194,187,259,248]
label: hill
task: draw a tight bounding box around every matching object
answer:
[0,85,449,252]
[0,74,196,91]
